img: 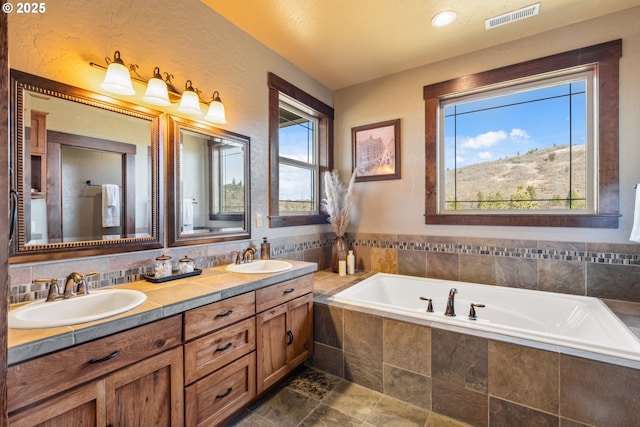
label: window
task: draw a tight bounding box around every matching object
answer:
[268,73,334,227]
[424,40,622,228]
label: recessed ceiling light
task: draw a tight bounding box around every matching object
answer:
[431,10,457,27]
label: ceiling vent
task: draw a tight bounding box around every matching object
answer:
[485,3,540,30]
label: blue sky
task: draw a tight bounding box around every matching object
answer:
[279,120,315,202]
[443,80,586,170]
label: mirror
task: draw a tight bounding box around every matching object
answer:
[167,116,250,246]
[10,69,162,262]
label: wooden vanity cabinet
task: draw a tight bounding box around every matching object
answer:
[184,292,257,427]
[7,316,184,426]
[255,275,313,394]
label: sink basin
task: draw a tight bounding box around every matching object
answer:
[8,289,147,329]
[226,260,293,274]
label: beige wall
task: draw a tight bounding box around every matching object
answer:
[334,6,640,244]
[7,0,334,244]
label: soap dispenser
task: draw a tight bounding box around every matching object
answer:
[260,237,271,260]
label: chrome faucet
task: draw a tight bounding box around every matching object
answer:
[444,288,457,317]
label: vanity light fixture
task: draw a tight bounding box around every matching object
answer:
[142,67,171,106]
[100,51,136,95]
[431,10,457,27]
[204,91,227,124]
[91,51,228,123]
[177,80,203,115]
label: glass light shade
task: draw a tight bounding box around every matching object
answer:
[431,10,457,27]
[101,61,135,95]
[178,90,202,115]
[143,76,171,106]
[205,101,226,123]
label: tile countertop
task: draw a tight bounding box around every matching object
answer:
[8,260,317,366]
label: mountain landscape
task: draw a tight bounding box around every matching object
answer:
[445,144,586,210]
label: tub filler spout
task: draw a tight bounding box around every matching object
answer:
[445,288,457,317]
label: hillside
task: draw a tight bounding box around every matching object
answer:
[445,144,586,209]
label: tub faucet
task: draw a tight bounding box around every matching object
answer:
[445,288,457,317]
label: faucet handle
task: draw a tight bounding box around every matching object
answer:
[33,278,59,302]
[75,272,98,296]
[468,303,486,320]
[419,296,434,313]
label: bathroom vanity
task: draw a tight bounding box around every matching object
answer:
[6,261,315,427]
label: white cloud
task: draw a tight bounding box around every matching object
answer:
[478,151,493,159]
[455,156,465,163]
[461,130,507,149]
[510,128,530,140]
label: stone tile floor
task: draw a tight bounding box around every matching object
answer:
[227,366,470,427]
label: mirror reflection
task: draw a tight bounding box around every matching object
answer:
[168,116,250,246]
[11,70,162,261]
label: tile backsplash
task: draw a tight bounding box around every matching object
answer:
[8,231,640,304]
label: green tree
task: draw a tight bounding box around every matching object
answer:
[566,189,586,209]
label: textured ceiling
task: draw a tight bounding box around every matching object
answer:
[202,0,640,90]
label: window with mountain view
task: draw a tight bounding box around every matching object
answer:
[441,70,593,213]
[423,40,622,228]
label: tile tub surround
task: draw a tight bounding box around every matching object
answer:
[347,234,640,304]
[312,273,640,427]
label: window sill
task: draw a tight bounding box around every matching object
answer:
[425,213,620,228]
[269,214,329,228]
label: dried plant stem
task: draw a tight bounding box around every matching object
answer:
[321,170,357,236]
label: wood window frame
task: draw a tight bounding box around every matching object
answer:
[268,72,334,227]
[423,39,622,228]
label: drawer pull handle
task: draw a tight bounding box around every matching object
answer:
[283,288,295,294]
[287,330,294,345]
[89,350,119,364]
[216,309,233,318]
[215,342,233,352]
[216,387,233,399]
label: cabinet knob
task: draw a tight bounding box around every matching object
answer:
[286,330,294,345]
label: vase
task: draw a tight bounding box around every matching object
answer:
[331,235,348,273]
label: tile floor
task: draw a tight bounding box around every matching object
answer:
[227,366,470,427]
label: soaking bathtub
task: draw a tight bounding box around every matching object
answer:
[330,273,640,362]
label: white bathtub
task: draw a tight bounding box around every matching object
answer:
[330,273,640,362]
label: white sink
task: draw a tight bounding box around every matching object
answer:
[8,289,147,329]
[226,260,293,274]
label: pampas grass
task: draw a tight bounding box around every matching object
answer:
[321,169,357,236]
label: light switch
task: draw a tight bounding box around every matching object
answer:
[256,213,263,227]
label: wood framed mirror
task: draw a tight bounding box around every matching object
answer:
[9,69,163,262]
[167,115,250,247]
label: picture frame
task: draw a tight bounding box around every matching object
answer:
[351,118,401,182]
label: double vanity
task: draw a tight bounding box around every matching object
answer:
[7,260,316,426]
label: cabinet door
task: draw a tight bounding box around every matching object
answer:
[256,293,314,394]
[286,293,313,369]
[105,347,183,427]
[9,381,106,427]
[256,303,288,394]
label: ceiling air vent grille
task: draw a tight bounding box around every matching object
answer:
[485,3,540,30]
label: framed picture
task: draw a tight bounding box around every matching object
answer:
[351,119,401,182]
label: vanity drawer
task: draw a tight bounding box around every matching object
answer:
[255,274,314,313]
[184,317,255,385]
[185,351,256,427]
[7,315,182,413]
[184,291,255,341]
